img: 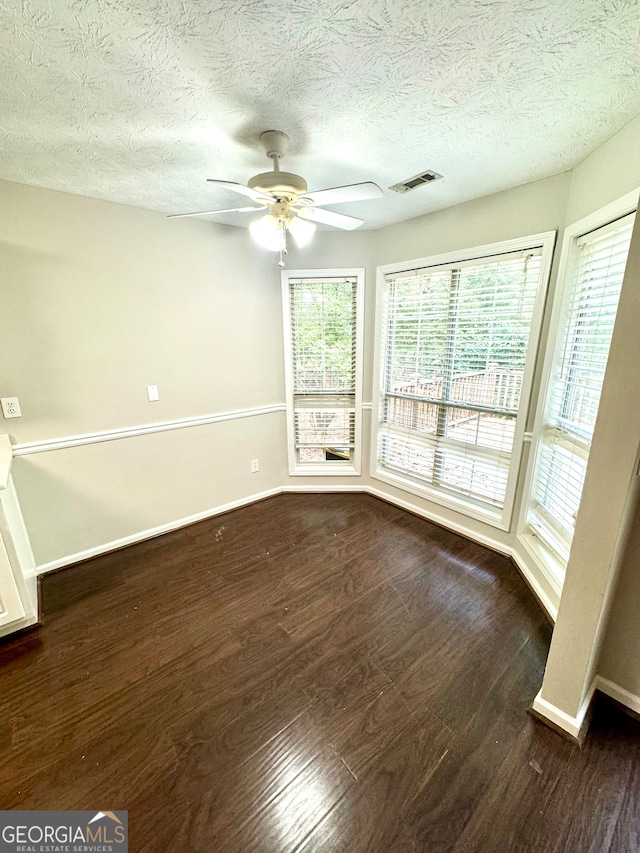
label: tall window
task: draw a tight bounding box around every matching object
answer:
[373,235,554,526]
[523,209,636,572]
[282,269,363,475]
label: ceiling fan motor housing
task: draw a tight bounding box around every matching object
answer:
[248,171,308,200]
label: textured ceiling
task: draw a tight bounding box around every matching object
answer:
[0,0,639,230]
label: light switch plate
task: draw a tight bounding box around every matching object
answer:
[147,385,159,402]
[1,397,21,418]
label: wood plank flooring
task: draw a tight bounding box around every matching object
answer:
[1,493,639,851]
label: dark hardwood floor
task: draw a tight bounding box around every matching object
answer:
[1,493,639,851]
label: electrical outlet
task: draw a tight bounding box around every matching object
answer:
[1,397,21,419]
[250,458,260,473]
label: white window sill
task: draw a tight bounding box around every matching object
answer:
[289,464,361,477]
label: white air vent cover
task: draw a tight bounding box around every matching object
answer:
[389,170,443,194]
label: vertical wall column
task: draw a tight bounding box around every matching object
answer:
[533,217,640,739]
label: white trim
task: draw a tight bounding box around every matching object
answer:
[36,484,367,573]
[288,467,362,477]
[596,676,640,716]
[282,484,366,493]
[0,613,38,640]
[35,487,283,575]
[532,678,597,740]
[371,231,556,531]
[509,542,559,622]
[377,231,558,279]
[0,435,12,489]
[371,468,507,530]
[517,531,564,598]
[281,268,365,477]
[12,404,287,456]
[518,188,640,584]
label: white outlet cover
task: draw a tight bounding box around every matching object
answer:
[147,385,159,402]
[251,458,260,473]
[1,397,21,418]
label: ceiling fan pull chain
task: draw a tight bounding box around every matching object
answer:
[278,226,288,267]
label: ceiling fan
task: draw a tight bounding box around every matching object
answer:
[169,130,384,265]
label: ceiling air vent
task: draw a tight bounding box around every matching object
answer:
[389,170,443,194]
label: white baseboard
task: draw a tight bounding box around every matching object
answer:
[36,481,561,629]
[596,676,640,716]
[35,486,283,575]
[282,484,367,493]
[532,679,597,741]
[34,483,384,574]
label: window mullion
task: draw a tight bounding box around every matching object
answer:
[434,268,459,486]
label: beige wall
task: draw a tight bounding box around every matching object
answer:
[13,414,285,564]
[599,503,640,697]
[565,113,640,224]
[0,180,287,564]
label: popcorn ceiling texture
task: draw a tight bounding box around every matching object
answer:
[0,0,639,229]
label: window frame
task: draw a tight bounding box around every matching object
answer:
[282,268,365,476]
[518,190,639,586]
[371,233,556,530]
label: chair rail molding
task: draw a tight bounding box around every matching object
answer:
[12,403,288,456]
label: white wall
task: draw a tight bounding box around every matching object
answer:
[0,179,286,565]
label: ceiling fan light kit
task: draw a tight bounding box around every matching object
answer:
[169,130,384,265]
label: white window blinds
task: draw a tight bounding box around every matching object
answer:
[289,277,358,465]
[378,248,545,513]
[526,212,635,565]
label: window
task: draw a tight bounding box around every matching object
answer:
[373,235,555,527]
[282,269,364,475]
[522,205,636,575]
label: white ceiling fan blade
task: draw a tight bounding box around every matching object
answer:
[298,206,364,231]
[301,182,383,206]
[206,179,273,203]
[168,206,263,219]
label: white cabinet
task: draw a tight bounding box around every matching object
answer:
[0,435,37,637]
[0,534,25,627]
